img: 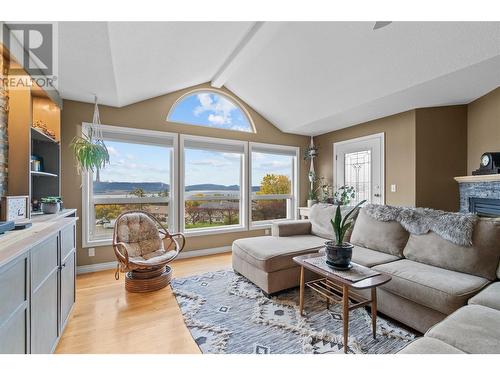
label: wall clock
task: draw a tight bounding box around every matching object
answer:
[1,195,31,223]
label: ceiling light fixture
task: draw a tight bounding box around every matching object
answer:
[373,21,392,30]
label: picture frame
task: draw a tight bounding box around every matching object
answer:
[0,195,31,222]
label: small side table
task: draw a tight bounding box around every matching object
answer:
[293,253,392,353]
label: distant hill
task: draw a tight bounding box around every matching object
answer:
[94,181,261,194]
[93,182,169,194]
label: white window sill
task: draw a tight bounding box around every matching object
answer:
[183,225,247,237]
[83,224,272,248]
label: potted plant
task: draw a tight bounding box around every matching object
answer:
[41,196,62,214]
[70,98,110,174]
[324,199,366,269]
[334,185,356,205]
[70,131,110,174]
[307,190,318,207]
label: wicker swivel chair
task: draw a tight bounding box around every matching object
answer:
[112,210,185,292]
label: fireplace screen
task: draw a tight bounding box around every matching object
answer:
[469,197,500,217]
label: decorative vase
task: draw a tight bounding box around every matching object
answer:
[307,199,317,208]
[41,202,60,214]
[324,241,353,269]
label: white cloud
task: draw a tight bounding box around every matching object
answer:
[189,159,231,168]
[107,146,119,157]
[207,114,227,125]
[193,93,237,126]
[256,161,292,169]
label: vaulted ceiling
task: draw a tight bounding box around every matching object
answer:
[57,21,500,136]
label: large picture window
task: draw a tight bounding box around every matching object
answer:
[82,124,177,247]
[249,143,299,227]
[180,135,247,234]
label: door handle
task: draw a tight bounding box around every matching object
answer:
[374,193,381,197]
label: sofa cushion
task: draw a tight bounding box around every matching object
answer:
[398,337,464,354]
[272,220,311,237]
[373,259,490,315]
[468,282,500,311]
[309,204,358,241]
[232,235,325,273]
[403,218,500,280]
[350,208,409,256]
[309,204,336,240]
[426,305,500,354]
[351,246,401,268]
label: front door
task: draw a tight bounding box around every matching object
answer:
[333,133,384,205]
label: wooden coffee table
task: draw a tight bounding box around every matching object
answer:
[293,253,392,353]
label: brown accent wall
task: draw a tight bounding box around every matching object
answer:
[315,110,417,207]
[467,87,500,174]
[61,83,310,266]
[314,106,468,211]
[415,106,467,211]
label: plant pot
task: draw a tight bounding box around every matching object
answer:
[324,241,353,269]
[307,199,317,208]
[41,202,60,214]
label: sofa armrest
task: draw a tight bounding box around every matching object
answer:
[272,220,312,237]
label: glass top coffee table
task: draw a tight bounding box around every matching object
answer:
[293,253,392,353]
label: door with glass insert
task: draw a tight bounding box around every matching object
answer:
[334,133,384,205]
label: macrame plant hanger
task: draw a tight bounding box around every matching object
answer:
[90,95,105,182]
[89,95,104,144]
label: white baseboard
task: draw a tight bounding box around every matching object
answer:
[76,246,232,274]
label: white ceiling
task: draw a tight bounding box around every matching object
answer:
[58,21,500,135]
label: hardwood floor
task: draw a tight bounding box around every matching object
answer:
[55,252,232,354]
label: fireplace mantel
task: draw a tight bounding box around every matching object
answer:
[454,174,500,183]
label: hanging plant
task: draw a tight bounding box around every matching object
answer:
[70,96,110,173]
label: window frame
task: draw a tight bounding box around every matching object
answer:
[81,123,178,248]
[248,142,300,229]
[179,134,248,237]
[166,88,256,133]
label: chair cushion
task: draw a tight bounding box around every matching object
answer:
[232,235,325,272]
[129,250,177,267]
[350,208,409,256]
[351,246,401,268]
[468,282,500,311]
[426,305,500,354]
[116,212,163,257]
[398,337,465,354]
[373,259,490,315]
[403,218,500,280]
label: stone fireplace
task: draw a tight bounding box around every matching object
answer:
[455,175,500,216]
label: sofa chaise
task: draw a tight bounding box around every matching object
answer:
[232,204,500,337]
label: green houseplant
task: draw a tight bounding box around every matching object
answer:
[70,97,110,175]
[70,130,109,174]
[324,199,366,269]
[40,196,62,214]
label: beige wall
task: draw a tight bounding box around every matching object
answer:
[314,106,468,211]
[61,83,310,266]
[415,106,467,211]
[467,87,500,174]
[315,110,417,206]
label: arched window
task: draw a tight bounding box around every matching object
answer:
[167,90,254,133]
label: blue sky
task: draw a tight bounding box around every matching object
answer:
[99,141,293,188]
[168,92,253,132]
[99,140,170,183]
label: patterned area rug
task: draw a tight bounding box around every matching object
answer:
[171,270,416,354]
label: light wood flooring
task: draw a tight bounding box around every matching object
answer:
[55,252,232,354]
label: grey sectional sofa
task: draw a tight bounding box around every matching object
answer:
[232,204,500,342]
